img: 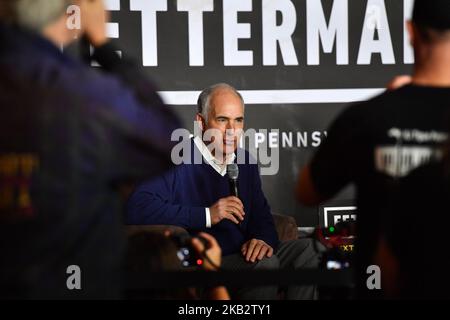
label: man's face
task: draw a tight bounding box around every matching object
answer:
[201,89,245,157]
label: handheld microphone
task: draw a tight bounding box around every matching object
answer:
[227,164,243,228]
[227,164,239,198]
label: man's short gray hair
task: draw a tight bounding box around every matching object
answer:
[12,0,70,30]
[197,83,245,123]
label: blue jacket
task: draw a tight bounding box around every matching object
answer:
[0,23,180,298]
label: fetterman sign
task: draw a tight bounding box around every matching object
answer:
[106,0,415,67]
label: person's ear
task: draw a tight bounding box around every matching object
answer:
[407,21,415,47]
[195,113,205,131]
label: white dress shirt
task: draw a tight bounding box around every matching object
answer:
[193,136,236,228]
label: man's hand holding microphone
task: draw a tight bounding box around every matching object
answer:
[209,196,245,225]
[209,197,273,264]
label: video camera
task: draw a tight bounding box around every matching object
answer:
[315,221,356,270]
[315,221,356,299]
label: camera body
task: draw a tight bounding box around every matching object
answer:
[171,233,207,268]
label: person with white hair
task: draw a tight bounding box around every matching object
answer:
[0,0,180,299]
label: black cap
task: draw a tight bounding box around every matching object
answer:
[413,0,450,30]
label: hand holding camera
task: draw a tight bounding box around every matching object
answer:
[191,232,222,271]
[171,232,222,271]
[79,0,109,47]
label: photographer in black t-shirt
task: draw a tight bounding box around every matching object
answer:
[374,139,450,299]
[297,0,450,299]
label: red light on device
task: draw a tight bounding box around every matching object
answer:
[196,259,203,266]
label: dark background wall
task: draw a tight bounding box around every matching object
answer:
[101,0,413,227]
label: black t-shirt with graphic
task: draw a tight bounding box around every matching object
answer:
[310,84,450,296]
[385,161,450,299]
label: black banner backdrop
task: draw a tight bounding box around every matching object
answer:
[99,0,414,227]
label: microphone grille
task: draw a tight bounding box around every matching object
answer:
[227,164,239,180]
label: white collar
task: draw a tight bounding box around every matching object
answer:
[193,136,236,176]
